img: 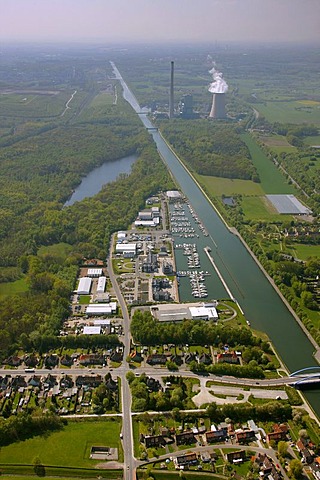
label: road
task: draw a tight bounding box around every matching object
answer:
[107,240,135,479]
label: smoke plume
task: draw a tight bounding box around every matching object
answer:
[208,64,228,94]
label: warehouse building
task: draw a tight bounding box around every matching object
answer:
[97,276,106,293]
[115,243,137,257]
[77,277,92,295]
[83,326,101,335]
[150,302,219,322]
[86,302,117,316]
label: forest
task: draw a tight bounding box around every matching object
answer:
[158,119,260,182]
[0,51,173,361]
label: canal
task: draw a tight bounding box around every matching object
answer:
[112,62,320,418]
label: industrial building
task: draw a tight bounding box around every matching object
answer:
[83,326,101,335]
[115,243,137,257]
[86,302,117,316]
[97,276,106,293]
[178,94,199,119]
[266,194,312,215]
[150,302,219,322]
[77,277,92,295]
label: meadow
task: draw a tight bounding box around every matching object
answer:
[255,100,320,125]
[0,418,122,468]
[241,133,295,194]
[196,174,264,196]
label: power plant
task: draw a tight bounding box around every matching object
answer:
[208,64,228,119]
[209,92,226,119]
[169,61,174,119]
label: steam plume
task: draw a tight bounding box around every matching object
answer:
[208,64,228,94]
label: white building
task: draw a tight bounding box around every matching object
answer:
[86,302,117,316]
[77,277,92,295]
[83,326,101,335]
[189,305,218,320]
[87,268,103,277]
[117,231,127,240]
[97,276,106,293]
[115,243,137,256]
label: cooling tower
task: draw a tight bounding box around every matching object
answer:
[209,92,226,119]
[169,61,174,119]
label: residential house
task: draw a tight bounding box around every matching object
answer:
[267,423,289,443]
[79,354,106,366]
[11,375,27,389]
[235,429,256,443]
[217,351,240,364]
[254,453,281,480]
[175,430,195,446]
[28,375,41,388]
[226,450,246,463]
[198,353,212,365]
[174,452,198,468]
[146,354,168,365]
[24,355,39,367]
[60,354,73,366]
[206,429,227,443]
[296,439,314,464]
[110,350,123,363]
[76,375,102,388]
[4,355,22,367]
[60,375,74,389]
[144,435,166,448]
[43,374,57,389]
[44,354,58,368]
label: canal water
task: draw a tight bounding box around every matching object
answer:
[64,154,137,206]
[112,63,320,417]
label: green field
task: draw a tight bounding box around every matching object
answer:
[196,174,264,196]
[241,133,294,194]
[0,92,71,118]
[241,196,285,221]
[255,100,320,125]
[0,277,28,297]
[290,244,320,261]
[0,419,122,468]
[304,135,320,146]
[257,134,297,154]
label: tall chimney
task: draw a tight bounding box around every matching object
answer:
[169,61,174,119]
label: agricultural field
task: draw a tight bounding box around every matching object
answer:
[196,174,264,197]
[256,100,320,125]
[0,418,122,468]
[256,134,297,155]
[241,133,294,194]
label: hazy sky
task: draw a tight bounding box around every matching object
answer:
[1,0,319,44]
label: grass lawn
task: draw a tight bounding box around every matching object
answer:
[304,135,320,146]
[0,419,122,468]
[0,277,28,297]
[241,133,295,194]
[78,294,91,304]
[196,174,264,196]
[255,100,320,125]
[241,196,285,221]
[291,244,320,261]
